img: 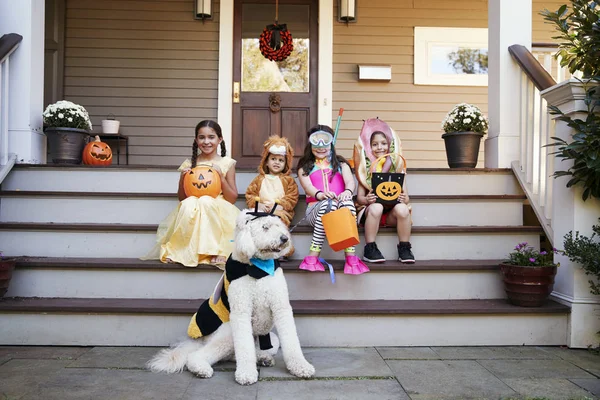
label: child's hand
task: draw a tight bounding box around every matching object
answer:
[323,191,337,200]
[258,203,267,212]
[337,190,352,201]
[398,193,409,204]
[211,164,223,177]
[263,201,274,212]
[366,191,377,205]
[181,168,191,174]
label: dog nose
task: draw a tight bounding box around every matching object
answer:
[280,235,289,244]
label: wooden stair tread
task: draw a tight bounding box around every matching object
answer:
[0,222,544,234]
[14,256,504,271]
[0,190,527,201]
[0,297,570,315]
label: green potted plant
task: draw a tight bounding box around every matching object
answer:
[441,103,489,168]
[500,243,561,307]
[44,100,93,164]
[541,1,600,201]
[0,252,16,298]
[563,218,600,295]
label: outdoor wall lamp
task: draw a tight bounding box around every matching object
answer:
[338,0,357,23]
[194,0,213,21]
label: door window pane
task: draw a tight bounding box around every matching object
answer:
[241,4,310,92]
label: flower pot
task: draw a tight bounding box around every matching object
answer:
[500,263,557,307]
[101,119,120,135]
[46,127,91,164]
[0,258,16,298]
[441,131,484,168]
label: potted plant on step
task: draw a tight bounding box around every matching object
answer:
[441,103,489,168]
[500,242,560,307]
[0,252,16,298]
[44,100,93,164]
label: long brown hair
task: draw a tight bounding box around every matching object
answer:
[296,124,347,178]
[191,120,226,168]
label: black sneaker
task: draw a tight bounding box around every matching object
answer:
[363,242,385,263]
[397,242,415,263]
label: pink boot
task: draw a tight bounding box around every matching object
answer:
[299,255,325,272]
[344,254,370,275]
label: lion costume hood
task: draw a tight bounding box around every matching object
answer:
[353,118,406,190]
[258,136,294,175]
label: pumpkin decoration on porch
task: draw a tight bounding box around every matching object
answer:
[82,135,113,166]
[183,165,222,198]
[259,0,293,62]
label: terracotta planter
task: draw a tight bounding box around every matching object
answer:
[45,127,91,164]
[441,131,484,168]
[500,263,557,307]
[0,258,16,298]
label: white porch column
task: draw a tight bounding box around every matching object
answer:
[485,0,531,168]
[542,80,600,348]
[0,0,46,164]
[217,0,233,150]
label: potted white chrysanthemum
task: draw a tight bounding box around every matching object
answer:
[441,103,489,168]
[43,100,93,164]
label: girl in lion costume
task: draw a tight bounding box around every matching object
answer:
[245,136,299,256]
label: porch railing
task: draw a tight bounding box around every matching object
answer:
[0,33,22,183]
[508,44,558,243]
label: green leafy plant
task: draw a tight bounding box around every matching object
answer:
[563,218,600,295]
[43,100,92,131]
[541,0,600,78]
[441,103,489,134]
[547,80,600,201]
[503,242,560,267]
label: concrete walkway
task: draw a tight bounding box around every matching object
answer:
[0,345,598,400]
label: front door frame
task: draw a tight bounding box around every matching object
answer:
[217,0,332,155]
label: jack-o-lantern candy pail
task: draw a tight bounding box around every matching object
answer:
[372,172,405,205]
[183,165,222,198]
[82,136,113,166]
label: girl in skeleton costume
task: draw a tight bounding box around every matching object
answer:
[142,120,240,268]
[354,118,414,263]
[245,136,299,257]
[296,125,369,275]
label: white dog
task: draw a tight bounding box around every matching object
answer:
[148,208,315,385]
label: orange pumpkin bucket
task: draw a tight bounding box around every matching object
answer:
[321,205,359,252]
[183,165,222,198]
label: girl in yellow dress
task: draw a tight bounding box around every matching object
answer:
[143,120,239,268]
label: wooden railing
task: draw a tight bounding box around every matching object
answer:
[0,33,22,182]
[508,44,558,243]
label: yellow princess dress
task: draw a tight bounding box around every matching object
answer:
[143,157,240,268]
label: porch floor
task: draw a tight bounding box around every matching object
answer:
[0,344,598,399]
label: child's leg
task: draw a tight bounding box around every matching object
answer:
[299,200,337,272]
[386,203,412,242]
[305,200,338,256]
[363,203,384,243]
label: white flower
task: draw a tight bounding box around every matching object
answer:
[463,118,471,124]
[67,117,73,122]
[58,113,64,118]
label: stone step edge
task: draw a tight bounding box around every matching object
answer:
[0,191,527,201]
[0,222,544,234]
[14,257,504,272]
[0,297,570,315]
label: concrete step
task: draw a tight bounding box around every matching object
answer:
[0,222,542,260]
[0,191,526,226]
[4,165,524,196]
[7,257,506,301]
[0,297,569,346]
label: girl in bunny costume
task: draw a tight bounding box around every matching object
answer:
[245,136,299,227]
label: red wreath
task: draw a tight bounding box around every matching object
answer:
[259,23,293,62]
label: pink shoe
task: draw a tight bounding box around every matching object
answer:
[299,255,325,272]
[344,254,370,275]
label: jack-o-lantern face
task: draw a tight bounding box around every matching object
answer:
[82,136,113,166]
[375,181,402,201]
[183,165,222,198]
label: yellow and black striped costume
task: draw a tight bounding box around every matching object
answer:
[187,256,280,349]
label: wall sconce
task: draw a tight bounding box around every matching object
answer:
[338,0,357,23]
[194,0,213,21]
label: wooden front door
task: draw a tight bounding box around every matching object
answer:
[232,0,318,168]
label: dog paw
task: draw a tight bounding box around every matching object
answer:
[257,354,276,367]
[288,359,315,378]
[187,360,213,379]
[235,368,259,385]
